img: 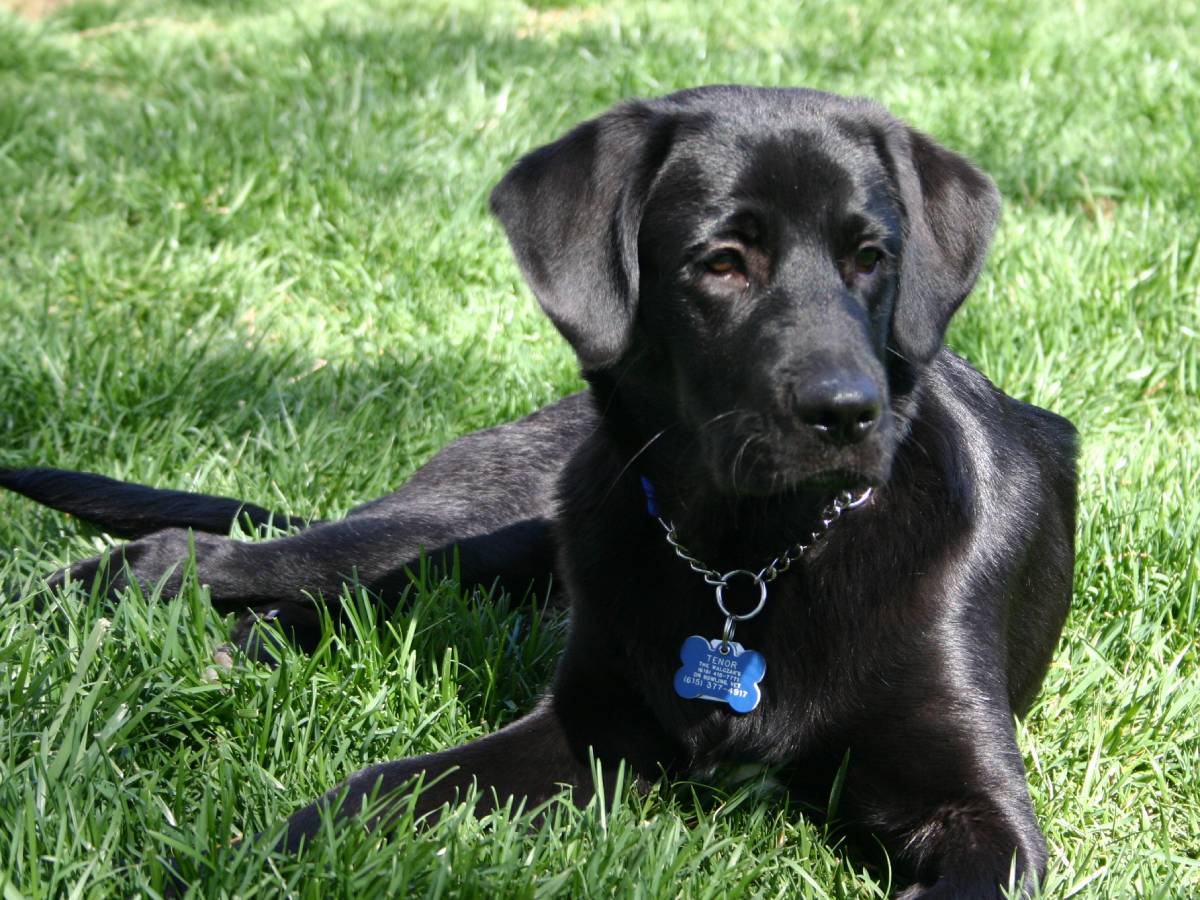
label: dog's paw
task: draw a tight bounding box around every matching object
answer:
[229,600,326,661]
[45,528,202,602]
[46,546,133,599]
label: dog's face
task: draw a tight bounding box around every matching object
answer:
[491,87,1000,495]
[633,121,902,494]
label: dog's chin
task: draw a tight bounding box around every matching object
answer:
[713,467,881,500]
[703,440,891,499]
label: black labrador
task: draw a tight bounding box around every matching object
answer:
[1,86,1077,897]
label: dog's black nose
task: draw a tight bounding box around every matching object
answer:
[792,374,882,445]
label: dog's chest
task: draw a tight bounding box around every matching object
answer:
[578,536,859,768]
[670,582,851,765]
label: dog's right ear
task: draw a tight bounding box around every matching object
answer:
[490,103,676,371]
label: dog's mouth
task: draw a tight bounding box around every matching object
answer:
[698,418,893,498]
[713,461,883,498]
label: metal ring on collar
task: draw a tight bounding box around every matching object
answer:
[843,486,874,509]
[720,616,737,652]
[715,569,769,621]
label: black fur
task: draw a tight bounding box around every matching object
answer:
[1,86,1076,897]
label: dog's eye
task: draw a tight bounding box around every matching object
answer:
[703,250,745,276]
[854,247,882,274]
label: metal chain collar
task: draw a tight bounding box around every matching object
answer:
[646,483,874,649]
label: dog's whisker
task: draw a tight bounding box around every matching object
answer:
[700,408,752,432]
[729,433,757,495]
[600,425,676,507]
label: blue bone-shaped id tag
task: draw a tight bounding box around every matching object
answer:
[673,635,766,714]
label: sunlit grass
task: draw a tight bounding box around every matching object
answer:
[1,0,1197,895]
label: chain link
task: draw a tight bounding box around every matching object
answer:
[655,487,873,588]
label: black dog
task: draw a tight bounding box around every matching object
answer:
[1,86,1077,897]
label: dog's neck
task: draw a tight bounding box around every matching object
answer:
[583,375,848,567]
[639,467,841,565]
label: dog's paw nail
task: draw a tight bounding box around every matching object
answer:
[204,647,236,680]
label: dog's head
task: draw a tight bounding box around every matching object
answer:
[491,86,999,496]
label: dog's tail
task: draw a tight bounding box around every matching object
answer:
[0,467,312,539]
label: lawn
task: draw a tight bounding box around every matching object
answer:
[1,0,1197,896]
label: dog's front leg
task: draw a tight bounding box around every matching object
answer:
[42,511,559,658]
[852,713,1048,899]
[275,691,672,851]
[890,808,1047,899]
[34,393,598,651]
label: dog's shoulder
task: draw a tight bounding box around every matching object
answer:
[931,350,1077,453]
[923,349,1077,512]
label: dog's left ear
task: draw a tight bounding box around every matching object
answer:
[490,102,676,371]
[892,127,1001,364]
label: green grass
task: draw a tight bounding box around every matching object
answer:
[1,0,1197,895]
